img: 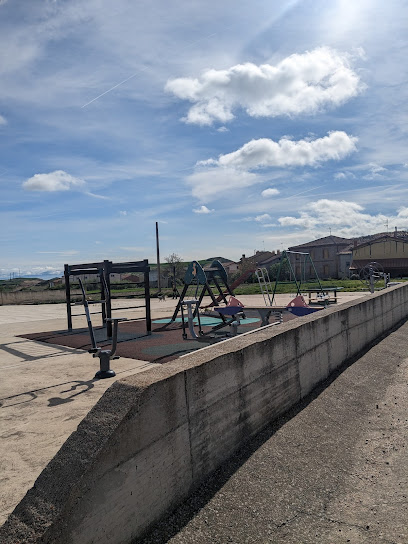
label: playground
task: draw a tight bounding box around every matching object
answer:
[0,285,393,535]
[19,255,333,368]
[19,254,392,369]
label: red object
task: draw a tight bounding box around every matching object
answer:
[228,296,245,307]
[287,295,308,308]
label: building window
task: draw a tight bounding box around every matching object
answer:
[323,265,329,276]
[323,249,329,259]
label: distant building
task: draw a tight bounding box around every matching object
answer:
[239,250,281,271]
[222,261,239,274]
[351,229,408,277]
[288,236,353,279]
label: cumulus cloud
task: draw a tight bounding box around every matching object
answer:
[188,132,357,202]
[23,170,85,191]
[261,187,280,197]
[193,205,214,214]
[166,47,365,125]
[278,199,408,237]
[199,131,357,170]
[186,167,261,202]
[255,214,272,222]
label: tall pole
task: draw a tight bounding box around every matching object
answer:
[156,221,161,292]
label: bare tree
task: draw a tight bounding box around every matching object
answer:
[164,253,185,281]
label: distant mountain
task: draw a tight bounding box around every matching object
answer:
[0,271,63,281]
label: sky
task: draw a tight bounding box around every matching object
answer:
[1,0,408,278]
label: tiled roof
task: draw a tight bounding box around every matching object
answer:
[289,235,352,249]
[240,251,280,267]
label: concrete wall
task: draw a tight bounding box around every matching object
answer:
[0,289,141,305]
[0,290,75,305]
[1,284,408,544]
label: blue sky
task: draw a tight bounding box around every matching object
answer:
[1,0,408,278]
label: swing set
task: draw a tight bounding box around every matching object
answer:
[270,250,324,306]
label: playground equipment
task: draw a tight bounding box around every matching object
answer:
[163,260,255,340]
[170,260,232,322]
[255,267,274,306]
[77,278,127,379]
[64,259,151,338]
[271,250,325,306]
[359,262,390,293]
[166,260,288,340]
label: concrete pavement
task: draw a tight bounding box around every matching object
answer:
[138,319,408,544]
[0,292,367,530]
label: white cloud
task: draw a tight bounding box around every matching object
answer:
[362,162,387,180]
[193,205,214,214]
[36,250,79,256]
[217,126,229,133]
[166,47,365,125]
[255,213,272,222]
[0,114,6,125]
[278,199,408,237]
[200,131,358,170]
[186,167,261,202]
[279,212,319,230]
[261,187,280,197]
[188,132,357,203]
[119,210,127,216]
[23,170,85,191]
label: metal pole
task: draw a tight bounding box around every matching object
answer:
[156,221,161,292]
[64,264,72,331]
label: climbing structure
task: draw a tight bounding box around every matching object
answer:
[168,259,234,324]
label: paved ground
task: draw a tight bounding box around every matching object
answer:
[138,318,408,544]
[0,292,366,529]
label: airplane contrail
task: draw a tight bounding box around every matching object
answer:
[81,30,222,108]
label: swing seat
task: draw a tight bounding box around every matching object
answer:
[214,305,245,316]
[286,295,323,316]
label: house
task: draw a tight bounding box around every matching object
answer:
[222,261,239,275]
[351,229,408,277]
[239,250,281,271]
[288,236,353,279]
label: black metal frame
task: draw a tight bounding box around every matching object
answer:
[64,259,151,337]
[170,260,234,325]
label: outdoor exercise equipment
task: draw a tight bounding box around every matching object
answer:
[359,261,390,293]
[180,299,202,339]
[77,278,127,379]
[164,260,243,339]
[170,260,233,322]
[64,259,151,338]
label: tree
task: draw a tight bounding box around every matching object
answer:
[164,253,185,282]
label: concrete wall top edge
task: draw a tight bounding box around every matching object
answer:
[124,285,405,378]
